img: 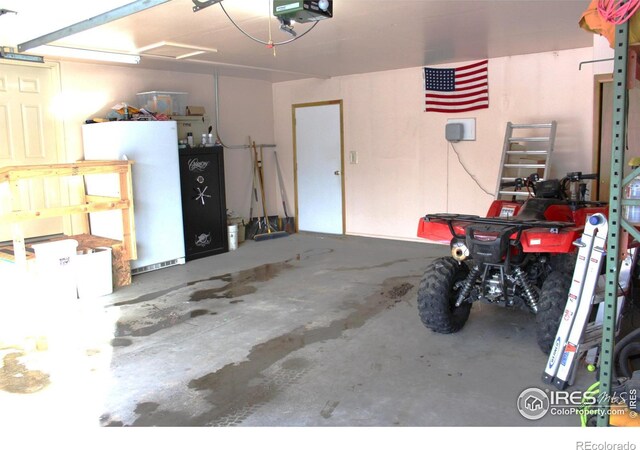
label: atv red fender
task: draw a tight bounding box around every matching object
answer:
[418,216,579,253]
[417,200,609,254]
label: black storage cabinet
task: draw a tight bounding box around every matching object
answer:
[178,144,228,261]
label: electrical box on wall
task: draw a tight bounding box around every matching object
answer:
[446,118,476,141]
[445,123,464,142]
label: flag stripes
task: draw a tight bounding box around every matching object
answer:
[424,60,489,113]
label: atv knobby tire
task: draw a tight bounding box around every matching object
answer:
[536,271,571,354]
[417,257,471,334]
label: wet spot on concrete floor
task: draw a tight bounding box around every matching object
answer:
[115,313,183,337]
[296,248,334,260]
[280,357,309,370]
[386,282,414,300]
[113,249,335,308]
[135,402,159,414]
[110,338,132,347]
[113,286,181,307]
[128,402,196,427]
[188,262,293,303]
[190,284,256,302]
[149,276,417,426]
[334,259,410,272]
[189,309,210,318]
[0,352,49,394]
[114,255,308,307]
[320,400,340,419]
[115,261,296,337]
[100,413,124,427]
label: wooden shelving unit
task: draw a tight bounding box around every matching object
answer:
[0,160,137,268]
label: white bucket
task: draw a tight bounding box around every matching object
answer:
[75,247,113,299]
[32,239,79,300]
[228,224,238,251]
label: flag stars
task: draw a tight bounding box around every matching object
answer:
[425,67,455,92]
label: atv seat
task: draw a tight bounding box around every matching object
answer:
[515,198,565,221]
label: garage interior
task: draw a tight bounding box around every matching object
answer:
[1,0,640,440]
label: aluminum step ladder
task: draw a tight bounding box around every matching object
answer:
[495,121,557,199]
[542,213,636,389]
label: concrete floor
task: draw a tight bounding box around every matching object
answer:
[1,232,598,429]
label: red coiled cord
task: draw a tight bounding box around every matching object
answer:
[598,0,640,24]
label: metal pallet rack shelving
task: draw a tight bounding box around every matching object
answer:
[598,16,640,426]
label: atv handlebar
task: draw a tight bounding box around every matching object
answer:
[499,179,522,189]
[499,171,599,200]
[565,171,598,182]
[499,173,538,189]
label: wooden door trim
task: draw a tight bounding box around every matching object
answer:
[291,99,345,234]
[593,73,613,200]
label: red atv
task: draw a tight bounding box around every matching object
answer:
[416,172,607,353]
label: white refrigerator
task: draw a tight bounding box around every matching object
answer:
[81,121,185,274]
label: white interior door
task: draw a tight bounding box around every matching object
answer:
[0,62,64,241]
[294,102,344,234]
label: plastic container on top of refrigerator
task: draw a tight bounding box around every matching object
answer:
[137,91,187,115]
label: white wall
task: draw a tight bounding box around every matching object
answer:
[593,34,614,75]
[52,47,598,241]
[213,76,275,220]
[272,47,596,241]
[55,62,274,221]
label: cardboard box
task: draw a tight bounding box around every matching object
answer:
[186,105,206,115]
[172,115,211,142]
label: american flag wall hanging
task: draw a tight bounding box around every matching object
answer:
[424,60,489,113]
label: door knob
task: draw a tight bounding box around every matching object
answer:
[334,170,341,175]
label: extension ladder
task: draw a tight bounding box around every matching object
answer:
[495,121,557,199]
[542,214,635,389]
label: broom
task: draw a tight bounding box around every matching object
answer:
[245,144,263,239]
[274,150,295,233]
[253,142,288,242]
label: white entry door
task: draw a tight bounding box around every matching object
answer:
[0,62,64,241]
[294,101,344,234]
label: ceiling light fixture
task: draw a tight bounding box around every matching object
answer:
[34,45,141,64]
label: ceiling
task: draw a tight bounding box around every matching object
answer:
[0,0,595,82]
